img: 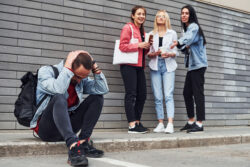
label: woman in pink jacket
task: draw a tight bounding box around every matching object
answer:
[119,5,151,133]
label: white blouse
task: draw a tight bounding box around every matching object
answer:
[148,29,179,72]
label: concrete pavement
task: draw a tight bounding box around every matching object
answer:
[1,126,250,157]
[1,143,250,167]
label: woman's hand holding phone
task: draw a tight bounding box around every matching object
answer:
[138,42,150,49]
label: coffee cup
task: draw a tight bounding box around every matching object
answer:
[159,47,174,54]
[159,47,167,54]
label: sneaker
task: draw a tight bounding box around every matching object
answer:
[68,141,88,166]
[138,122,149,132]
[180,122,195,131]
[128,123,147,134]
[80,140,104,158]
[165,123,174,134]
[187,123,204,133]
[153,123,165,133]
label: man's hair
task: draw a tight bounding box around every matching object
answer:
[72,53,92,70]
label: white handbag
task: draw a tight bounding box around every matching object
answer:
[113,24,139,65]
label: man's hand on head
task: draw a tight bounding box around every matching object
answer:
[91,60,101,74]
[92,60,97,69]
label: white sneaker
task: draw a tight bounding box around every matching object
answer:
[165,123,174,134]
[153,123,165,133]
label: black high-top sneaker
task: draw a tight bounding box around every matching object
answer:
[68,141,88,166]
[80,140,104,158]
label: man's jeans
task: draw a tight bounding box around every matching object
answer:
[38,94,104,148]
[150,58,175,120]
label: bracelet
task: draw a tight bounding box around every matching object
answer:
[92,69,99,73]
[94,70,102,74]
[93,69,101,74]
[94,69,101,74]
[92,65,99,71]
[65,67,73,72]
[92,66,100,73]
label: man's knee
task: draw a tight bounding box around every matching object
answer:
[52,94,67,105]
[87,95,104,105]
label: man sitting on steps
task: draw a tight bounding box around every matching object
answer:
[30,50,109,166]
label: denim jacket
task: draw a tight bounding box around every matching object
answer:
[148,29,179,72]
[30,60,109,128]
[178,23,208,71]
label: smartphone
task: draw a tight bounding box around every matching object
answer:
[149,34,153,42]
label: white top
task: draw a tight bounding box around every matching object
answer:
[148,29,179,72]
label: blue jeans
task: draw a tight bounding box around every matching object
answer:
[150,58,175,120]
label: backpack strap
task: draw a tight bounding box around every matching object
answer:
[36,65,59,108]
[50,65,59,79]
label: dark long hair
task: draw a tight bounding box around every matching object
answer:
[131,5,146,35]
[181,5,206,45]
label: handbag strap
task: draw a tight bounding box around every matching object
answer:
[128,24,134,40]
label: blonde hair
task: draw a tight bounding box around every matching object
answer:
[153,10,172,35]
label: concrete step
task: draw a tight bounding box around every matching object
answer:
[1,126,250,157]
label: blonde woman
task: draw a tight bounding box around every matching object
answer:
[148,10,178,133]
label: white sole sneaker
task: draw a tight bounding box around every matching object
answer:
[165,124,174,134]
[165,131,174,134]
[153,123,165,133]
[128,131,147,134]
[187,131,204,134]
[153,129,165,133]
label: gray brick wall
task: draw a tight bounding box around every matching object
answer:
[0,0,249,130]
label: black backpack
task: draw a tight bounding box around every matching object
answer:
[14,66,59,127]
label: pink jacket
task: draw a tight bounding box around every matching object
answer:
[119,22,147,67]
